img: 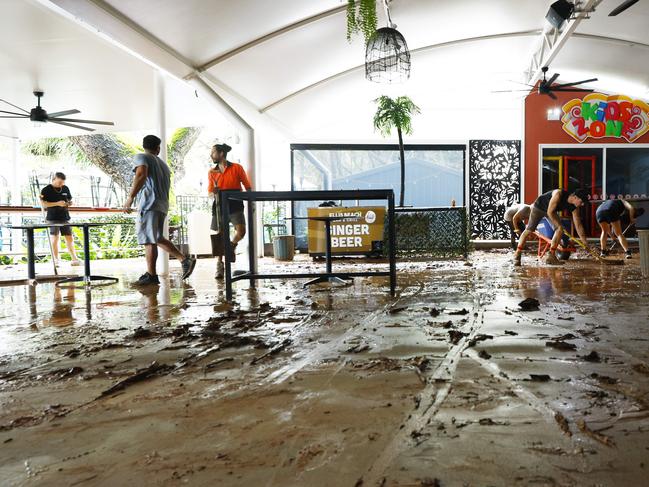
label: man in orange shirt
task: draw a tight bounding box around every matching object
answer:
[208,143,252,279]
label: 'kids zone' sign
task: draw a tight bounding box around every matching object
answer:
[561,94,649,143]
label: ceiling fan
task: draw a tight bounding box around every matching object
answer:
[0,91,114,132]
[609,0,639,16]
[492,67,598,100]
[537,67,598,100]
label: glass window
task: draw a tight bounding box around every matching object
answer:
[606,148,649,199]
[291,145,465,248]
[541,148,604,237]
[541,148,603,198]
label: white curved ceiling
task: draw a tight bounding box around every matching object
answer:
[1,0,648,141]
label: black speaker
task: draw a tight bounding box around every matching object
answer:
[546,0,574,29]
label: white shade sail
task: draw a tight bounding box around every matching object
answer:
[1,0,648,141]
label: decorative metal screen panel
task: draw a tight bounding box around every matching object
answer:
[386,207,469,258]
[469,140,521,239]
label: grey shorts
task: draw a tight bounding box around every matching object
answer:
[210,210,245,232]
[230,211,245,226]
[137,210,165,245]
[47,220,72,236]
[525,205,548,232]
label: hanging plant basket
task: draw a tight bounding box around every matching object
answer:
[365,27,411,83]
[346,0,378,44]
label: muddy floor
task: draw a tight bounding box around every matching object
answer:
[1,250,648,486]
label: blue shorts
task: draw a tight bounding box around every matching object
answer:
[596,208,621,224]
[137,211,165,245]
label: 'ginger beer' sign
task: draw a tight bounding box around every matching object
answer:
[561,94,649,143]
[307,206,385,255]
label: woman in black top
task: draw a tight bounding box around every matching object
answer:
[596,198,644,259]
[40,172,81,265]
[513,188,590,266]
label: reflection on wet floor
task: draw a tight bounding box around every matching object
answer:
[1,251,649,486]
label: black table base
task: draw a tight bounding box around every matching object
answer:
[7,223,119,287]
[304,276,353,287]
[220,190,397,301]
[55,225,118,287]
[303,216,353,288]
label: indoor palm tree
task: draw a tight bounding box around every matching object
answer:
[373,95,420,207]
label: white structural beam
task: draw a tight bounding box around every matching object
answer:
[37,0,193,79]
[525,0,604,85]
[261,30,542,113]
[37,0,265,256]
[155,72,169,275]
[195,4,347,73]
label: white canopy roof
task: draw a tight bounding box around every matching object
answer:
[2,0,648,141]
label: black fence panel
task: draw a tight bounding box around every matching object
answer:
[388,207,469,258]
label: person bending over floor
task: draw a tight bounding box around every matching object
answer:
[40,172,81,266]
[124,135,196,286]
[596,198,644,259]
[513,188,590,266]
[207,143,252,279]
[504,203,531,250]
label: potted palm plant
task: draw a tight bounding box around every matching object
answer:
[373,95,420,207]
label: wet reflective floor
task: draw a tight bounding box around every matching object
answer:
[1,251,649,486]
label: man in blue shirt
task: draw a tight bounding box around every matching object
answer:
[124,135,196,285]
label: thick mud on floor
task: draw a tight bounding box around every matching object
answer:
[1,251,649,486]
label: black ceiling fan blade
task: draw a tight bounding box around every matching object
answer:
[49,120,95,132]
[609,0,639,16]
[47,109,80,118]
[552,88,594,93]
[0,98,29,114]
[0,109,29,117]
[50,117,114,126]
[552,78,598,88]
[0,115,29,119]
[548,91,558,100]
[491,89,535,93]
[547,73,560,86]
[506,80,536,88]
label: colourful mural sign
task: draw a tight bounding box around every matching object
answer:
[561,94,649,143]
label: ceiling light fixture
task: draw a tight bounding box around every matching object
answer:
[546,0,574,29]
[365,0,410,84]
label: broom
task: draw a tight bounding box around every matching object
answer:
[562,229,624,265]
[608,223,632,252]
[40,203,58,276]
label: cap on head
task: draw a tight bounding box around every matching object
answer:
[143,135,162,151]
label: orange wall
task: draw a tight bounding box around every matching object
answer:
[524,91,649,203]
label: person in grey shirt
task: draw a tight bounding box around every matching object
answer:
[124,135,195,286]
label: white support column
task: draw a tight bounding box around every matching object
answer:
[10,138,23,252]
[188,75,261,261]
[155,71,169,276]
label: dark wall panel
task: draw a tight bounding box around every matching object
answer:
[469,140,521,239]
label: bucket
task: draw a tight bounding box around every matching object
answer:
[273,235,295,261]
[638,229,649,278]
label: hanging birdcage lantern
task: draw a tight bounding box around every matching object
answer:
[365,1,410,83]
[365,27,411,83]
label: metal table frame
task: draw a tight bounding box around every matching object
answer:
[6,222,119,286]
[289,215,354,287]
[220,190,397,301]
